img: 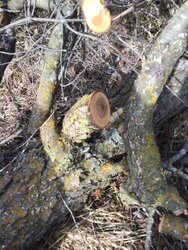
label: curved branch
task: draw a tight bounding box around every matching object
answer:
[126,1,188,212]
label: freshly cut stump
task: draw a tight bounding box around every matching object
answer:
[62,91,111,143]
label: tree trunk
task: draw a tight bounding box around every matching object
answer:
[0,110,125,249]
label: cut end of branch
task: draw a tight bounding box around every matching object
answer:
[89,91,110,129]
[81,0,111,33]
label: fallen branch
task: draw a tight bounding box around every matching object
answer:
[7,0,111,33]
[28,22,63,133]
[126,0,188,213]
[0,22,125,249]
[154,53,188,129]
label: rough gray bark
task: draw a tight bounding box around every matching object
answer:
[1,1,188,249]
[0,127,125,249]
[0,21,125,249]
[126,1,188,210]
[28,23,63,133]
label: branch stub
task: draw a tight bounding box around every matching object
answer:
[89,91,110,129]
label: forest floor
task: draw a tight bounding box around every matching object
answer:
[1,0,188,249]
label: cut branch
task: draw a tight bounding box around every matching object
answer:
[80,0,111,33]
[62,91,110,143]
[7,0,112,33]
[0,21,124,249]
[28,22,63,133]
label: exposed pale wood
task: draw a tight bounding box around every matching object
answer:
[7,0,112,33]
[80,0,111,33]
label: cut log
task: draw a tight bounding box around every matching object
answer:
[7,0,112,33]
[80,0,111,33]
[62,91,110,143]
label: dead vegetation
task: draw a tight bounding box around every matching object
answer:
[1,0,188,249]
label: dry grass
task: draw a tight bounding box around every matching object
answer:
[0,11,48,141]
[59,206,146,249]
[36,182,147,250]
[0,1,165,143]
[1,1,188,249]
[0,2,153,166]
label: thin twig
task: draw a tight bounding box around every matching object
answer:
[0,128,23,146]
[166,85,188,108]
[145,207,156,250]
[58,189,88,250]
[113,6,134,21]
[113,1,146,21]
[0,14,138,73]
[0,16,84,33]
[163,143,188,167]
[162,143,188,181]
[0,8,20,13]
[64,22,138,74]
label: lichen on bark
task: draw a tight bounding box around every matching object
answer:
[0,17,126,249]
[28,22,63,133]
[126,1,188,211]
